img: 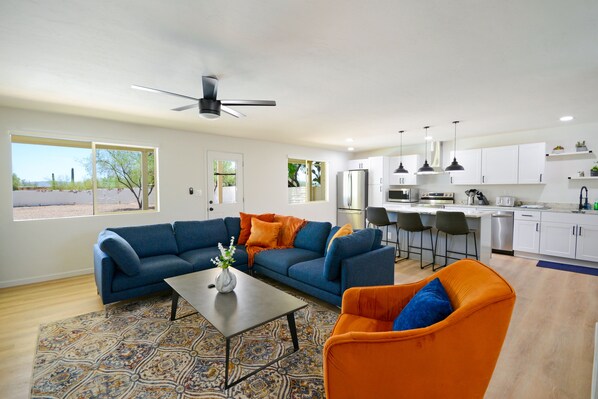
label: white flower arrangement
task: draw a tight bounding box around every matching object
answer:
[210,236,236,269]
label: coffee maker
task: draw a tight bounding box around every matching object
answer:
[465,189,477,205]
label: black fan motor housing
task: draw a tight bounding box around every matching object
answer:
[199,98,221,118]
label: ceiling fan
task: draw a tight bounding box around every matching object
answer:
[131,76,276,119]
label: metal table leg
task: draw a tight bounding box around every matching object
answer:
[170,291,179,321]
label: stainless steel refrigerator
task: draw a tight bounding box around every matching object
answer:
[337,170,368,229]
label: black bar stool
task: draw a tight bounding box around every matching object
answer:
[434,211,478,271]
[396,211,435,269]
[366,206,399,257]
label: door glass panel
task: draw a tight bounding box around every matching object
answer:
[212,160,237,204]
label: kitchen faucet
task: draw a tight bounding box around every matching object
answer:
[579,186,589,210]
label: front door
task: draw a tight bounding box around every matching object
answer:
[207,151,244,219]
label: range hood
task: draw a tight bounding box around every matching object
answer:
[416,141,446,175]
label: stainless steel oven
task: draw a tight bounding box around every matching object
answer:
[388,188,419,203]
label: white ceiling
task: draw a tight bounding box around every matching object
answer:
[0,0,597,151]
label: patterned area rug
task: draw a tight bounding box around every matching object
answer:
[31,289,339,398]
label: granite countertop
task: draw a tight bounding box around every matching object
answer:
[382,202,598,217]
[383,204,489,218]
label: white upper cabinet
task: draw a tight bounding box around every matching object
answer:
[518,142,546,184]
[388,155,420,185]
[368,183,384,207]
[448,149,482,185]
[367,156,387,185]
[481,145,519,184]
[348,158,369,170]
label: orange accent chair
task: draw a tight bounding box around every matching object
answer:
[323,259,516,399]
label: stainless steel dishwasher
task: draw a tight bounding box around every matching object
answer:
[491,211,514,255]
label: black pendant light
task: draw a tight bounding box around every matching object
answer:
[394,130,409,174]
[445,120,465,172]
[417,126,435,174]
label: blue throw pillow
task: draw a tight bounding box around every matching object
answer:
[323,229,375,281]
[393,278,453,331]
[98,230,141,276]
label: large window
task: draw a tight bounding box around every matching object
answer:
[288,158,327,204]
[11,135,157,220]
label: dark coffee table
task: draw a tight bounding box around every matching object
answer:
[164,268,307,389]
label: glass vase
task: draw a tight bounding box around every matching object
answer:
[215,267,237,293]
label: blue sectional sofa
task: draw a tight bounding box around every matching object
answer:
[94,217,395,306]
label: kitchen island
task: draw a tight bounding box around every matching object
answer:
[380,204,492,266]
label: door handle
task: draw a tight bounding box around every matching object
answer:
[450,176,453,184]
[209,207,214,211]
[539,173,543,183]
[482,175,485,183]
[535,223,539,232]
[522,214,533,217]
[579,226,582,236]
[572,226,576,235]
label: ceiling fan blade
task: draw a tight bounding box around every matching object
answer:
[131,85,198,101]
[172,103,198,111]
[220,100,276,106]
[221,106,246,118]
[202,76,218,100]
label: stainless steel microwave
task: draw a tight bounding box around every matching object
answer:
[388,188,419,203]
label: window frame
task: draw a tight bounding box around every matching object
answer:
[11,133,159,221]
[287,156,328,204]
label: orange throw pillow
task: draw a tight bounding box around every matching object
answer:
[238,212,275,245]
[274,214,307,247]
[246,218,282,248]
[327,223,353,251]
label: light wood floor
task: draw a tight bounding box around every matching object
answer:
[0,255,596,398]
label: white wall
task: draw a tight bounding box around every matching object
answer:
[354,123,598,206]
[0,106,348,287]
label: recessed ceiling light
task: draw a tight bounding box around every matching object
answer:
[346,138,354,142]
[348,147,355,151]
[560,115,574,122]
[425,136,433,141]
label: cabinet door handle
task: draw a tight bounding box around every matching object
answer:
[572,226,576,235]
[522,214,533,217]
[379,177,383,184]
[450,176,453,184]
[482,175,485,183]
[539,173,543,183]
[579,226,582,236]
[379,186,382,192]
[536,223,539,232]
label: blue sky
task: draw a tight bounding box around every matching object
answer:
[12,143,91,182]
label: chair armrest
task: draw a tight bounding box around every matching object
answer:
[340,280,429,321]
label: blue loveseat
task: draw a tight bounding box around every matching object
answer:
[94,217,395,306]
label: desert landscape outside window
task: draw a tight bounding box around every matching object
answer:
[11,134,158,221]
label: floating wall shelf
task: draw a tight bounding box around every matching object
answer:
[568,176,598,180]
[546,150,593,157]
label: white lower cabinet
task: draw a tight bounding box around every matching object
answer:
[513,211,541,253]
[539,212,598,261]
[575,224,598,262]
[539,221,577,259]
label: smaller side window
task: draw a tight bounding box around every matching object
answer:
[288,158,327,204]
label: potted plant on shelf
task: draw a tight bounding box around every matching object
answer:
[576,141,588,152]
[591,163,598,177]
[552,145,565,154]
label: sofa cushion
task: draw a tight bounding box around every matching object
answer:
[371,228,383,250]
[324,226,340,256]
[238,213,276,245]
[112,254,193,292]
[179,246,249,272]
[324,229,376,281]
[173,219,229,253]
[294,221,332,254]
[108,224,178,258]
[288,258,341,295]
[246,218,282,248]
[98,230,141,276]
[393,278,454,331]
[327,223,353,251]
[254,248,322,276]
[224,217,241,244]
[274,214,307,247]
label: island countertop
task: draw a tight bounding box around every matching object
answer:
[382,204,492,218]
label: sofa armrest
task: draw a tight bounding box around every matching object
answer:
[94,244,116,304]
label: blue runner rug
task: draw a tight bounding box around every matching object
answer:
[537,260,598,277]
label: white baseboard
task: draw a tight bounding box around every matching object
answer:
[592,322,597,399]
[0,268,93,288]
